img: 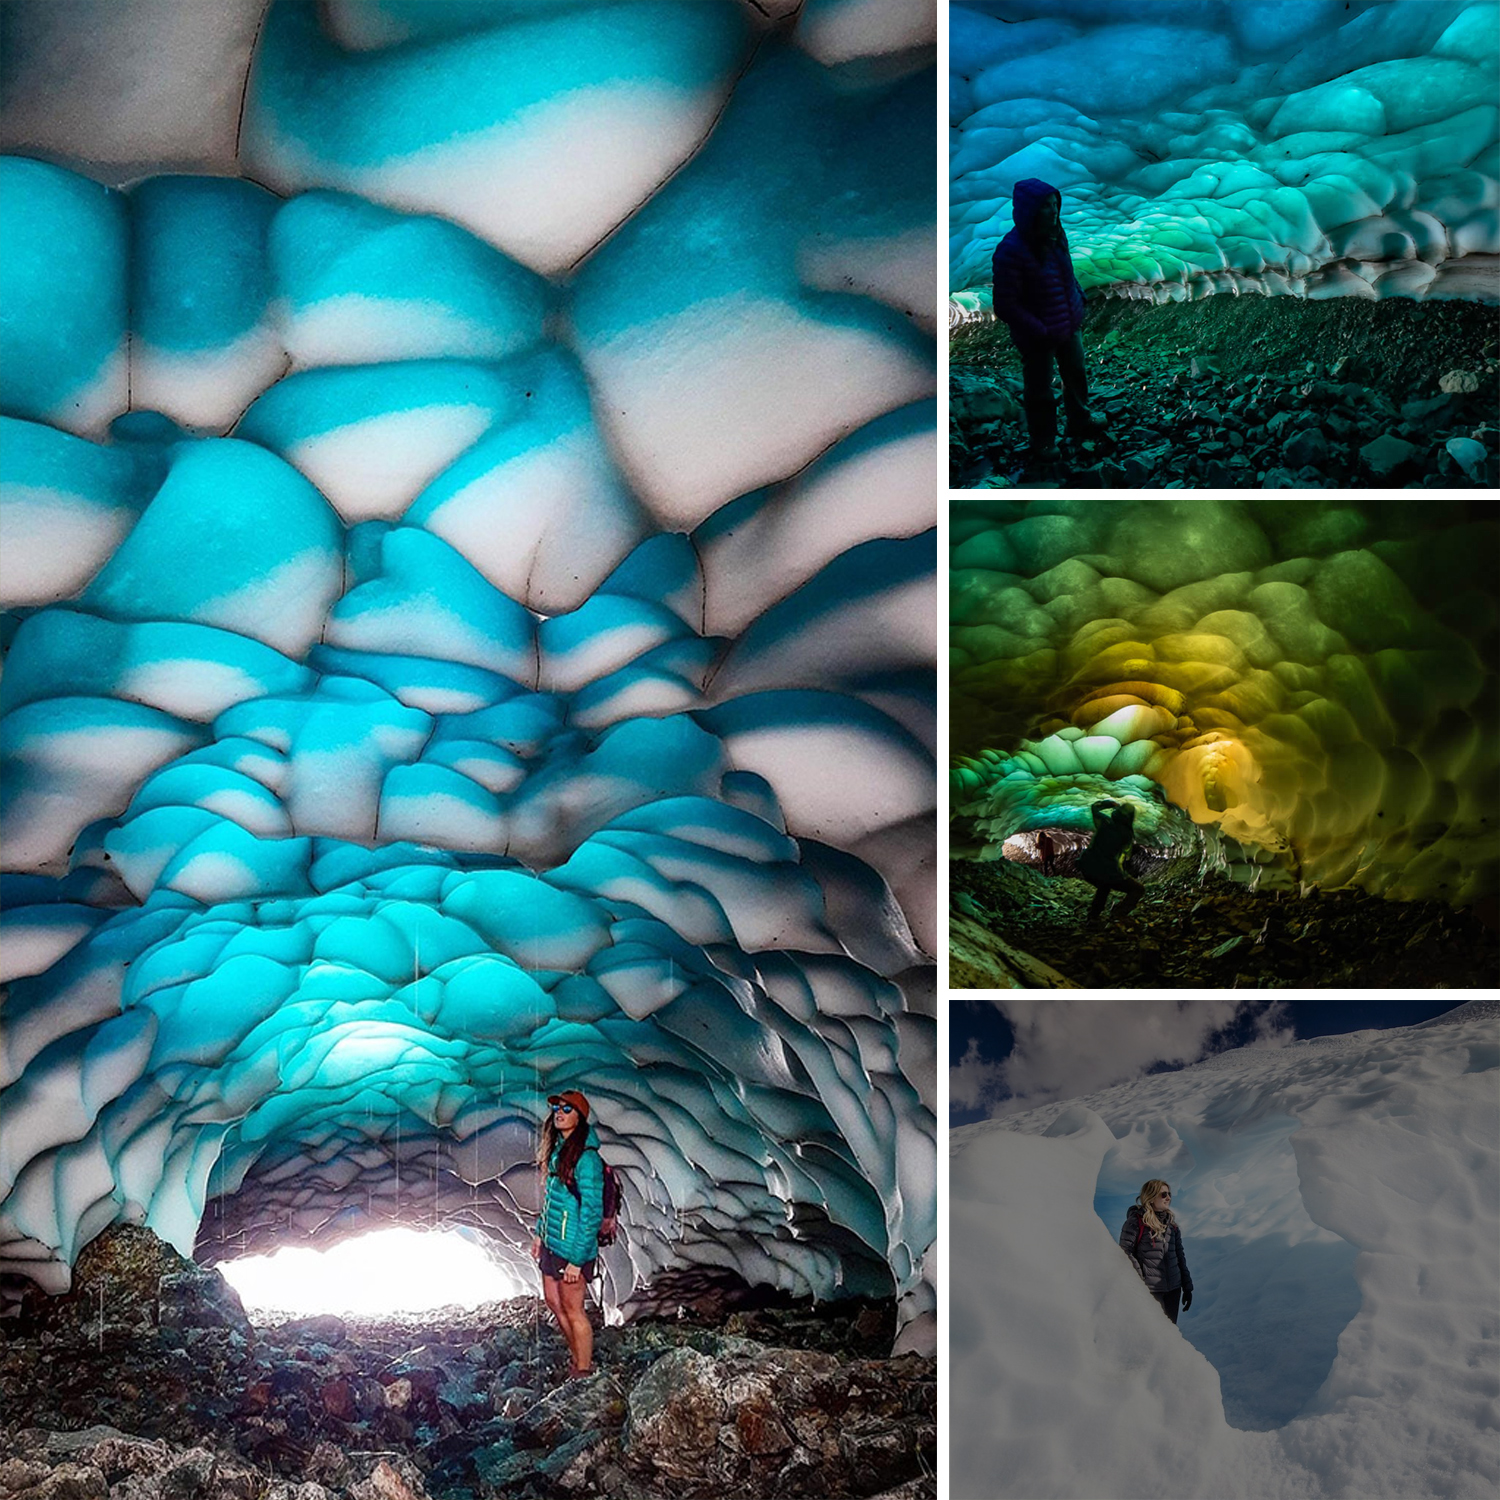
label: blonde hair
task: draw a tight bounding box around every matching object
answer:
[1137,1179,1177,1238]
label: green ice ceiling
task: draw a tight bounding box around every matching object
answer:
[951,502,1499,905]
[949,0,1500,313]
[0,0,938,1349]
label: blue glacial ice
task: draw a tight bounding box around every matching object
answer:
[950,0,1500,314]
[0,0,937,1351]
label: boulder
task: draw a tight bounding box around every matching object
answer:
[1439,369,1479,393]
[157,1269,250,1334]
[625,1348,726,1478]
[1281,428,1328,468]
[1359,434,1418,478]
[1445,437,1486,481]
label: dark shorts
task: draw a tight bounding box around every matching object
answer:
[539,1245,596,1281]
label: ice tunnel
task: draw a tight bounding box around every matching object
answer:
[0,0,939,1352]
[950,0,1500,306]
[950,500,1500,987]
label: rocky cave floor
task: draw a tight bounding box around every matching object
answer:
[950,856,1500,989]
[0,1227,934,1500]
[950,294,1499,489]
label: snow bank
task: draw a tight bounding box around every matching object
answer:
[950,1004,1500,1499]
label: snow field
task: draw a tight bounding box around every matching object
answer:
[951,1009,1500,1499]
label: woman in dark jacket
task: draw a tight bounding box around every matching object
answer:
[1120,1179,1193,1324]
[532,1089,605,1378]
[990,177,1103,463]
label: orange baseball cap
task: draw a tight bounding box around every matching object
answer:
[547,1090,590,1121]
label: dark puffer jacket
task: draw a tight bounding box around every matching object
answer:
[990,177,1087,346]
[1120,1204,1193,1294]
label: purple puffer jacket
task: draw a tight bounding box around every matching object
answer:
[990,178,1086,347]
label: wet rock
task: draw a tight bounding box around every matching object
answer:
[1446,437,1486,480]
[1282,428,1328,468]
[625,1349,724,1476]
[1359,433,1418,477]
[514,1377,625,1451]
[22,1462,107,1499]
[158,1271,249,1335]
[346,1457,429,1500]
[279,1316,347,1347]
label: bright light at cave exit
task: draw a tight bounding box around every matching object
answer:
[219,1228,525,1317]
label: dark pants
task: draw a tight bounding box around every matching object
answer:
[1087,875,1143,922]
[1153,1287,1182,1324]
[1017,330,1090,449]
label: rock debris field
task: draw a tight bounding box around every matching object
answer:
[949,856,1499,990]
[951,295,1499,489]
[0,1226,934,1500]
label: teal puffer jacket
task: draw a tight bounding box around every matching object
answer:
[535,1133,604,1266]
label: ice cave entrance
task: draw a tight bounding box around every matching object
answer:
[218,1227,525,1319]
[1094,1114,1363,1432]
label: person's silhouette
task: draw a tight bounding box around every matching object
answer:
[990,178,1105,464]
[1077,799,1143,922]
[1036,829,1056,876]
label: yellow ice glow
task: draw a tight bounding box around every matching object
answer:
[219,1227,525,1316]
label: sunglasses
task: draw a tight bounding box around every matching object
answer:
[552,1104,576,1116]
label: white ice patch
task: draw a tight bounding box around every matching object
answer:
[202,551,343,660]
[700,418,935,636]
[0,906,106,983]
[131,326,287,434]
[286,404,496,524]
[579,292,935,529]
[419,428,647,614]
[797,0,938,66]
[0,0,261,174]
[255,89,726,278]
[0,482,139,607]
[278,293,536,369]
[722,719,935,845]
[799,226,941,334]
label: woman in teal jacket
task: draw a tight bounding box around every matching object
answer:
[532,1089,605,1378]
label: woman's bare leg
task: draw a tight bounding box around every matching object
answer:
[558,1275,593,1372]
[542,1274,565,1342]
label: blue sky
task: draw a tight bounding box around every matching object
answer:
[950,1000,1471,1127]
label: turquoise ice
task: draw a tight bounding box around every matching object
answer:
[950,0,1500,307]
[0,0,937,1352]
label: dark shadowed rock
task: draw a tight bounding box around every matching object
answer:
[1359,433,1418,477]
[158,1270,250,1334]
[1282,428,1328,468]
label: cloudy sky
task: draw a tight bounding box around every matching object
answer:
[949,1000,1471,1127]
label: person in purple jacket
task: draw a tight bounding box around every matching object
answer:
[990,178,1104,463]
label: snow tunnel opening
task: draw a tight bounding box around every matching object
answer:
[217,1225,527,1321]
[1094,1113,1363,1433]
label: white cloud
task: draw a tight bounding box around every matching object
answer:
[982,1001,1294,1116]
[951,1034,1011,1112]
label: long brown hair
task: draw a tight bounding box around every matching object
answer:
[537,1113,589,1200]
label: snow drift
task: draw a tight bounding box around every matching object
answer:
[950,1002,1500,1499]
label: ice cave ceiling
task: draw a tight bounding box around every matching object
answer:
[951,501,1499,905]
[949,0,1500,309]
[0,0,938,1350]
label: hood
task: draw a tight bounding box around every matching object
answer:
[1011,178,1061,237]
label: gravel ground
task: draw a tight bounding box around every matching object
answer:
[950,857,1500,989]
[951,294,1499,490]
